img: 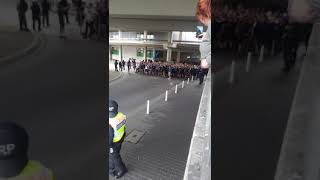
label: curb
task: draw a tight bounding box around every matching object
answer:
[0,32,43,67]
[109,71,123,83]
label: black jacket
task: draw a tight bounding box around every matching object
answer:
[41,1,51,12]
[31,3,41,18]
[17,1,28,14]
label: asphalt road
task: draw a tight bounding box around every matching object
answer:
[212,52,302,180]
[0,1,106,179]
[109,72,181,121]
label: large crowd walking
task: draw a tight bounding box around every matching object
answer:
[16,0,106,39]
[114,59,209,83]
[213,4,313,72]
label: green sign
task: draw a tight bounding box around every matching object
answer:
[137,48,144,57]
[111,47,119,55]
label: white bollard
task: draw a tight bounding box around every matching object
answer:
[165,90,168,102]
[187,78,190,84]
[146,100,150,114]
[175,84,178,94]
[229,60,236,84]
[259,45,264,63]
[246,52,252,72]
[182,81,185,88]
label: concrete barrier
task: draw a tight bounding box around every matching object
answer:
[274,23,320,180]
[184,70,211,180]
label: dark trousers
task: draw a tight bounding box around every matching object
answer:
[115,65,118,71]
[84,21,94,38]
[109,139,126,174]
[64,11,69,23]
[199,70,204,84]
[19,14,28,31]
[283,46,298,70]
[42,12,50,27]
[58,14,65,36]
[32,16,41,31]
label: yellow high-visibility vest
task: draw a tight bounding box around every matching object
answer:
[4,160,53,180]
[109,112,126,143]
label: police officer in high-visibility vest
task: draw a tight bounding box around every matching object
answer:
[0,122,53,180]
[109,100,127,178]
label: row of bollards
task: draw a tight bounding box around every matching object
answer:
[229,44,269,84]
[146,78,191,114]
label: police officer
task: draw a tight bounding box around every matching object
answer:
[114,60,118,72]
[132,59,137,72]
[16,0,29,32]
[282,23,299,72]
[0,122,53,180]
[127,59,131,72]
[109,100,127,178]
[119,61,123,71]
[41,0,51,28]
[31,0,42,32]
[122,60,126,70]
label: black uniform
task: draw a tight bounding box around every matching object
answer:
[109,126,127,177]
[41,0,51,27]
[17,0,29,31]
[282,24,299,72]
[122,60,125,70]
[132,60,136,71]
[119,61,123,71]
[114,60,118,71]
[199,68,206,85]
[31,1,41,31]
[127,60,131,72]
[58,0,68,37]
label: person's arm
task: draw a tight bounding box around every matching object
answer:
[109,125,114,149]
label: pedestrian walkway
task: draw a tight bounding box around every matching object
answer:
[109,79,204,180]
[212,48,304,180]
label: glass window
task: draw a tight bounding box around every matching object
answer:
[147,50,154,58]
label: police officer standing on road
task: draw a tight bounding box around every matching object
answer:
[114,60,118,71]
[132,59,137,72]
[282,23,299,72]
[0,122,53,180]
[127,59,131,72]
[119,60,123,71]
[41,0,51,28]
[31,0,42,32]
[122,60,126,70]
[17,0,29,32]
[109,100,128,178]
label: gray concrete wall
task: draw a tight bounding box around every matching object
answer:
[274,23,320,180]
[183,70,211,180]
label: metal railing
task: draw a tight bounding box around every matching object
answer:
[183,70,211,180]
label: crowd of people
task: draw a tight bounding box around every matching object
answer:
[212,4,313,72]
[213,5,313,57]
[114,59,208,80]
[16,0,106,39]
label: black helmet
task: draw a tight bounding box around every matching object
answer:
[0,122,29,178]
[109,100,118,118]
